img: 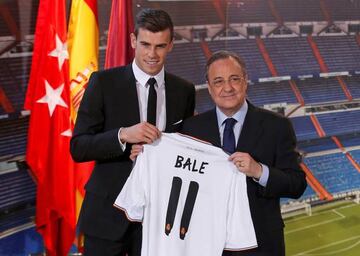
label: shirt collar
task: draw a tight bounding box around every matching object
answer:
[132,60,165,88]
[216,100,248,129]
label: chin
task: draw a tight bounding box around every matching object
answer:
[147,67,161,75]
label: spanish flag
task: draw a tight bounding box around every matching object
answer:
[67,0,98,222]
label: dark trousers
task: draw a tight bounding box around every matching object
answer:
[84,223,142,256]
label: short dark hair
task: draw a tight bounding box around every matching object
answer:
[205,50,247,80]
[134,8,174,40]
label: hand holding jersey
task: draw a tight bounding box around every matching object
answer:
[120,122,161,145]
[229,152,263,179]
[114,133,257,256]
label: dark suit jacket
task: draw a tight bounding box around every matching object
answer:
[70,64,195,240]
[181,102,307,256]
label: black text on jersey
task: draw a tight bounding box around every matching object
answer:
[174,155,209,174]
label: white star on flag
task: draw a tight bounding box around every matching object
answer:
[48,33,69,70]
[37,80,68,116]
[61,129,72,137]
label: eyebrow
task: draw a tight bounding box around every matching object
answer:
[213,74,242,80]
[139,41,168,48]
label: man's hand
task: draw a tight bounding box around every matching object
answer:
[130,144,144,161]
[120,122,161,144]
[229,152,262,179]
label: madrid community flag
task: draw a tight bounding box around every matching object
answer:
[67,0,98,222]
[105,0,134,68]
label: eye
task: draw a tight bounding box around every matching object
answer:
[140,42,150,47]
[157,44,167,49]
[230,77,242,84]
[212,79,225,87]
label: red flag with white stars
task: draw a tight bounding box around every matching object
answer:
[24,0,76,254]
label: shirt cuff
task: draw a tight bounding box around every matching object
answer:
[254,164,269,187]
[118,128,127,151]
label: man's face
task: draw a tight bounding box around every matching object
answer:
[207,57,248,117]
[131,28,173,76]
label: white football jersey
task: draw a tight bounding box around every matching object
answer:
[114,133,257,256]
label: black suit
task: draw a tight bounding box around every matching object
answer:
[181,102,307,256]
[70,64,195,254]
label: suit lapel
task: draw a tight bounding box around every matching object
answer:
[119,65,140,125]
[237,102,263,153]
[206,109,222,147]
[164,72,177,130]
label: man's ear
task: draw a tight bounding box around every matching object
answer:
[168,39,174,52]
[130,33,136,49]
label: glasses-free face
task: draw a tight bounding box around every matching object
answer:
[131,28,173,76]
[207,57,248,117]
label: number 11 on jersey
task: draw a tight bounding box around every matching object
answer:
[165,176,199,240]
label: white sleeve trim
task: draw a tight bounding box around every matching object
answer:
[113,204,142,223]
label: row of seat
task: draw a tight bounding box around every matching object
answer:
[291,110,360,141]
[1,1,359,39]
[304,150,360,195]
[166,36,360,83]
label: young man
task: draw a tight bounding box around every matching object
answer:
[181,51,307,256]
[70,9,195,256]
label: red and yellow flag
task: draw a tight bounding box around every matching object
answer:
[67,0,98,222]
[25,0,76,254]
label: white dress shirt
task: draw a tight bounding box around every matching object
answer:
[132,60,166,130]
[118,61,167,149]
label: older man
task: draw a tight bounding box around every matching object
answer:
[181,50,307,256]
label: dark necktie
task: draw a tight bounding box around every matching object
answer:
[147,77,157,126]
[222,118,237,154]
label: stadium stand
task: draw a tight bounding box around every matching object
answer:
[0,169,35,214]
[149,1,221,26]
[194,87,214,114]
[263,37,321,77]
[298,136,338,153]
[345,75,360,99]
[296,77,348,104]
[316,110,360,137]
[247,80,298,106]
[0,57,30,113]
[325,0,360,21]
[227,0,275,23]
[166,42,207,85]
[208,39,272,80]
[290,116,318,141]
[340,135,360,148]
[273,0,323,22]
[349,149,360,163]
[314,36,360,72]
[0,116,28,157]
[304,153,360,194]
[0,0,20,37]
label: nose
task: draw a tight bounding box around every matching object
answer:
[222,80,234,91]
[148,47,157,59]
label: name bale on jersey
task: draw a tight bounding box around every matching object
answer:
[174,155,209,174]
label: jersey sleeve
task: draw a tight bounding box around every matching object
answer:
[224,172,258,251]
[113,152,147,222]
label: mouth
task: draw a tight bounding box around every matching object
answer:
[221,94,236,99]
[145,60,159,66]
